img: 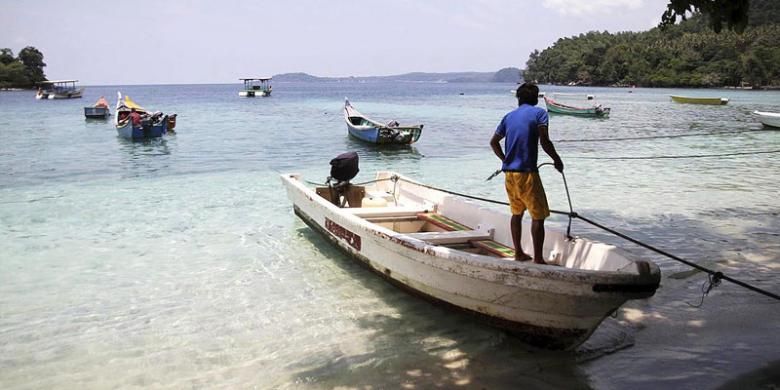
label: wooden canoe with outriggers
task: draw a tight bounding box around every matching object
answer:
[344,99,423,145]
[670,95,729,105]
[281,171,661,349]
[544,97,610,118]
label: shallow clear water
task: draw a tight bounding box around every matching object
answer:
[1,83,778,389]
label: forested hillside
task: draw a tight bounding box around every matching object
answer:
[524,0,780,88]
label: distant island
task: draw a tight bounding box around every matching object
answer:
[273,67,522,83]
[524,0,779,88]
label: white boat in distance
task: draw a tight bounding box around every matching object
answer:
[36,80,84,99]
[282,171,661,349]
[754,111,780,128]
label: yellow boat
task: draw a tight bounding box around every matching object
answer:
[670,95,729,105]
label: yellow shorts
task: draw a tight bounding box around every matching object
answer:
[504,172,550,219]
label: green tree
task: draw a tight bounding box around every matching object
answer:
[17,46,47,85]
[0,48,15,65]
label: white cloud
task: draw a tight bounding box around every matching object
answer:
[542,0,644,16]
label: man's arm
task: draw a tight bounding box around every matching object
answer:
[538,125,564,172]
[490,133,505,162]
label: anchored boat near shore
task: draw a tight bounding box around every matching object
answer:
[36,80,83,100]
[282,169,660,349]
[670,95,729,105]
[344,99,424,145]
[753,111,780,128]
[544,96,610,118]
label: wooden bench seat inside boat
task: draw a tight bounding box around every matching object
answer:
[417,213,516,258]
[346,206,431,218]
[405,230,493,245]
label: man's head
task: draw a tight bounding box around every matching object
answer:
[131,108,136,113]
[516,83,539,106]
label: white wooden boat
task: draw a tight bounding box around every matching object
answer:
[754,111,780,128]
[282,171,661,349]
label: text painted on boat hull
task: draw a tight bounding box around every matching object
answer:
[325,218,361,251]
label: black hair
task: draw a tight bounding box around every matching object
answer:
[515,83,539,106]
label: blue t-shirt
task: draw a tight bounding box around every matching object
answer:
[495,104,548,172]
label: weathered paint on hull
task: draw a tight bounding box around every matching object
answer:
[294,206,590,349]
[282,173,659,350]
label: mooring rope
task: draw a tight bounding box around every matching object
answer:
[301,171,778,302]
[392,174,780,303]
[555,128,774,143]
[569,149,780,160]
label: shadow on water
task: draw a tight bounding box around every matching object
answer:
[289,226,590,389]
[287,203,780,388]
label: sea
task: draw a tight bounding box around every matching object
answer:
[1,82,778,389]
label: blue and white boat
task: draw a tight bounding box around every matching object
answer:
[114,92,168,140]
[344,99,423,145]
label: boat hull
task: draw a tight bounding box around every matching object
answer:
[116,118,167,140]
[48,88,84,99]
[344,100,423,145]
[346,123,422,144]
[544,97,609,117]
[754,111,780,128]
[84,107,110,119]
[239,90,270,97]
[670,95,728,105]
[282,173,660,349]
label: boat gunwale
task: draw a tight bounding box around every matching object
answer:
[282,172,660,287]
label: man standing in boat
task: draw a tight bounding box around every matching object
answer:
[129,108,142,128]
[490,82,564,264]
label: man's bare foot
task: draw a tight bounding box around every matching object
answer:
[515,253,532,262]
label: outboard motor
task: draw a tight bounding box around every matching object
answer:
[325,152,362,208]
[167,114,178,131]
[329,151,359,183]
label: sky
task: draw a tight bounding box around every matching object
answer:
[1,0,669,85]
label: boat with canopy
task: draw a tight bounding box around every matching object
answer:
[281,162,660,349]
[114,92,170,140]
[36,80,84,100]
[670,95,729,105]
[239,77,272,97]
[344,99,423,144]
[543,96,610,118]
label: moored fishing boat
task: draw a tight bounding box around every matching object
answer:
[753,111,780,128]
[543,97,610,118]
[36,80,84,99]
[281,167,660,349]
[239,77,272,97]
[114,92,168,140]
[84,96,111,119]
[670,95,729,105]
[344,99,423,144]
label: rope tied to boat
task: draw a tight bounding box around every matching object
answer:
[687,271,724,308]
[393,173,780,303]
